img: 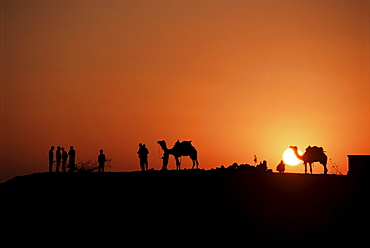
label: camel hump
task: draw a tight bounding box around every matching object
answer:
[174,140,193,149]
[181,140,192,145]
[172,140,196,152]
[306,146,324,152]
[305,146,325,157]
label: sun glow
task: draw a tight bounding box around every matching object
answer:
[282,148,303,166]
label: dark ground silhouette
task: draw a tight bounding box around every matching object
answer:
[1,170,369,246]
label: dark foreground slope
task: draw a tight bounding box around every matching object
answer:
[2,170,370,246]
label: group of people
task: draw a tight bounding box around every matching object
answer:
[137,143,149,171]
[48,146,107,173]
[49,143,286,173]
[48,146,76,172]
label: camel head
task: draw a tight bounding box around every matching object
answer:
[289,146,304,160]
[157,140,168,150]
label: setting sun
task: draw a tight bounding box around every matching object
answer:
[282,148,303,166]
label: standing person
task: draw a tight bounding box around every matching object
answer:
[55,146,62,172]
[61,147,68,172]
[161,152,169,171]
[137,143,149,171]
[68,146,76,172]
[98,149,106,172]
[48,146,55,172]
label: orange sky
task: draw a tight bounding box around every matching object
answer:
[1,0,369,182]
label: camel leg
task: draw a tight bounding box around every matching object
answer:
[309,163,313,174]
[304,163,307,174]
[192,159,199,169]
[323,165,328,174]
[175,156,181,170]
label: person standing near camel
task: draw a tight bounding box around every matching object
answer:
[48,146,55,172]
[137,143,149,171]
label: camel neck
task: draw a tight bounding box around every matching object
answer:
[293,149,303,160]
[159,142,169,152]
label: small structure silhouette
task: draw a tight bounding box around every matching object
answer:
[157,140,199,170]
[347,155,370,176]
[290,146,328,174]
[276,160,285,173]
[55,146,62,172]
[238,163,255,172]
[98,149,106,172]
[256,160,267,172]
[137,143,149,171]
[61,147,68,172]
[68,146,76,172]
[48,146,54,172]
[227,162,239,170]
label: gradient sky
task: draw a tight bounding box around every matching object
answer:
[1,0,369,182]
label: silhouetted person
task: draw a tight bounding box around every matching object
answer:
[98,149,106,172]
[68,146,76,172]
[55,146,62,172]
[276,160,285,173]
[48,146,54,172]
[61,147,68,172]
[254,155,257,165]
[137,143,149,171]
[161,152,169,171]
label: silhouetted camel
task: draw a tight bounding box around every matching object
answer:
[290,146,328,174]
[157,140,199,170]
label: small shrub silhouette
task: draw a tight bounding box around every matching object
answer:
[74,159,113,172]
